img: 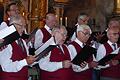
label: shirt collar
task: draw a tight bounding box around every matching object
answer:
[44,25,51,33]
[75,23,79,26]
[45,25,50,30]
[74,38,84,48]
[107,40,117,46]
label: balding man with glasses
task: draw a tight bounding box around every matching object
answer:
[0,15,36,80]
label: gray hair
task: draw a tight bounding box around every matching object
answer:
[52,25,67,35]
[9,15,24,25]
[77,24,92,34]
[78,13,88,20]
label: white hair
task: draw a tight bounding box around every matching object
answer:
[52,25,67,35]
[9,15,24,25]
[77,24,92,34]
[78,15,87,20]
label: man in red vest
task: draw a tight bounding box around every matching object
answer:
[0,15,36,80]
[70,13,90,41]
[38,25,74,80]
[34,13,58,49]
[96,25,120,80]
[68,24,98,80]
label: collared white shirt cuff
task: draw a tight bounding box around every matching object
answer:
[20,59,28,66]
[57,62,63,69]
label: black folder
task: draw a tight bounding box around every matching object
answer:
[35,45,56,61]
[98,54,117,66]
[98,48,120,66]
[0,25,20,47]
[72,45,97,65]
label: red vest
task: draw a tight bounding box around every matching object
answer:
[0,42,28,80]
[70,41,93,80]
[41,28,51,43]
[40,45,74,80]
[101,43,120,79]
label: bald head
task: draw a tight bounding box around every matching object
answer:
[45,13,58,29]
[108,18,120,28]
[46,13,56,20]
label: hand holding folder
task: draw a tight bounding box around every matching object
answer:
[98,47,120,66]
[72,45,97,66]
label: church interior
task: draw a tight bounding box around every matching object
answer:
[0,0,120,32]
[0,0,120,80]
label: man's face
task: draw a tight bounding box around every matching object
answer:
[107,29,119,43]
[77,29,91,43]
[14,19,25,36]
[46,16,58,28]
[54,28,67,45]
[8,5,19,17]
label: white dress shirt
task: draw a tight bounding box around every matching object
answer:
[34,25,51,49]
[68,38,91,72]
[70,24,79,41]
[38,53,63,72]
[38,45,65,72]
[96,40,117,69]
[0,39,29,72]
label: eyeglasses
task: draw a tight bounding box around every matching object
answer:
[81,31,91,36]
[59,32,67,37]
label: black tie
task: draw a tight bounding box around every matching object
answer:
[18,38,25,51]
[112,44,117,50]
[57,45,63,53]
[82,43,85,47]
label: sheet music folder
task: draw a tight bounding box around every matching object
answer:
[35,37,56,61]
[72,45,97,65]
[98,48,120,66]
[35,45,56,61]
[0,25,20,47]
